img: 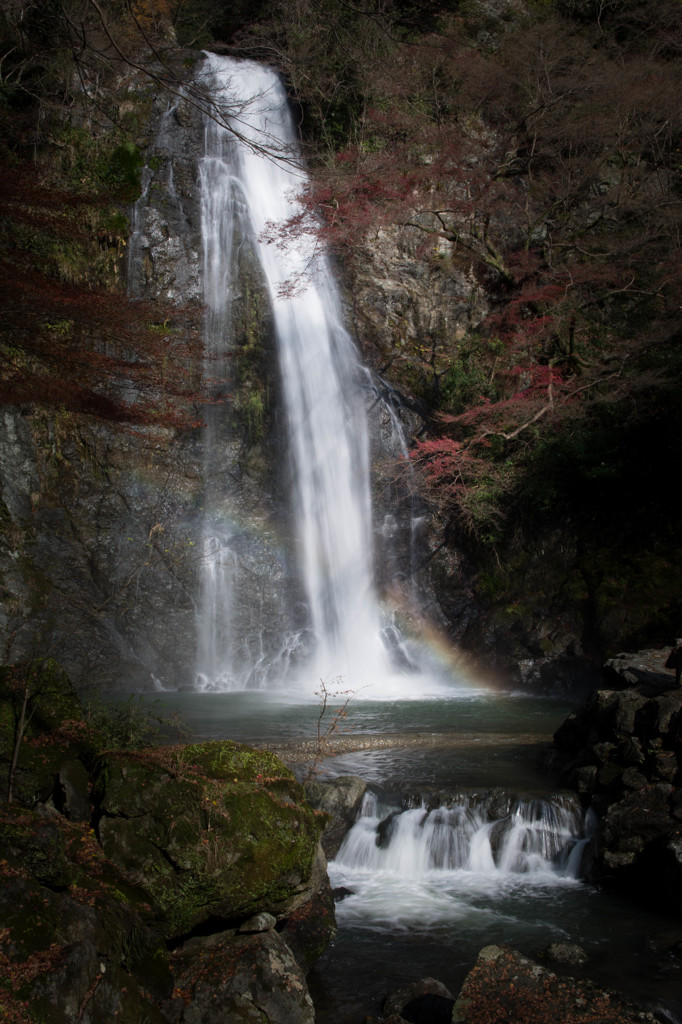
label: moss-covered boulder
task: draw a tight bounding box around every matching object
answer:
[92,740,326,938]
[0,673,335,1020]
[0,804,170,1024]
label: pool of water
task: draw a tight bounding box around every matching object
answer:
[134,687,573,745]
[309,877,682,1024]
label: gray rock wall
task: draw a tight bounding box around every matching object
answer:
[547,649,682,912]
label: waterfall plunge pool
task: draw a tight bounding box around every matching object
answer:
[127,686,682,1023]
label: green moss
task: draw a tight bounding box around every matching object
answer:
[100,207,129,235]
[105,142,144,190]
[179,740,293,783]
[93,741,323,938]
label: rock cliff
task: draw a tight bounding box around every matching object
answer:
[546,648,682,912]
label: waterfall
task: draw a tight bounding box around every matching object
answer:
[331,789,586,930]
[193,54,452,697]
[336,790,585,877]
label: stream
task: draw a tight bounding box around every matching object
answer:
[139,686,682,1024]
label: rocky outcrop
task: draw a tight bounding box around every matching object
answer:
[304,774,368,858]
[0,663,333,1023]
[452,945,658,1024]
[546,649,682,911]
[365,945,660,1024]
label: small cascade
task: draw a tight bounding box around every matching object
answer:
[336,789,585,879]
[330,788,586,933]
[127,165,153,295]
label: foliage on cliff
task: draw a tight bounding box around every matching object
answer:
[232,0,682,654]
[0,159,203,425]
[0,0,209,429]
[238,0,682,536]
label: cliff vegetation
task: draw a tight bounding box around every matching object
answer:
[1,0,681,682]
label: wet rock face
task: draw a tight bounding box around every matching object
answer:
[0,408,205,690]
[345,227,489,653]
[547,649,682,911]
[0,55,292,692]
[304,774,368,858]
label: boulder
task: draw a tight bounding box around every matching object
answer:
[0,804,171,1024]
[277,846,336,973]
[383,977,455,1024]
[541,941,588,967]
[165,928,315,1024]
[603,650,676,691]
[303,774,368,857]
[452,945,658,1024]
[0,731,335,1022]
[92,740,328,938]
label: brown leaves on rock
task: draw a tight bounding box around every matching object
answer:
[0,926,66,1024]
[454,946,658,1024]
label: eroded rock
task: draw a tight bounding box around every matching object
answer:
[304,774,368,857]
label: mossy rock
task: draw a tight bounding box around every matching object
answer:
[92,741,324,938]
[0,805,172,1023]
[1,743,93,812]
[0,803,73,888]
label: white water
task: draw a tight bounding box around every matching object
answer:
[194,54,463,698]
[332,790,585,931]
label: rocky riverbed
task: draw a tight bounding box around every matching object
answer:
[1,652,681,1022]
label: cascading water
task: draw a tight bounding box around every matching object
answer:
[193,54,453,696]
[331,789,586,931]
[338,789,585,875]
